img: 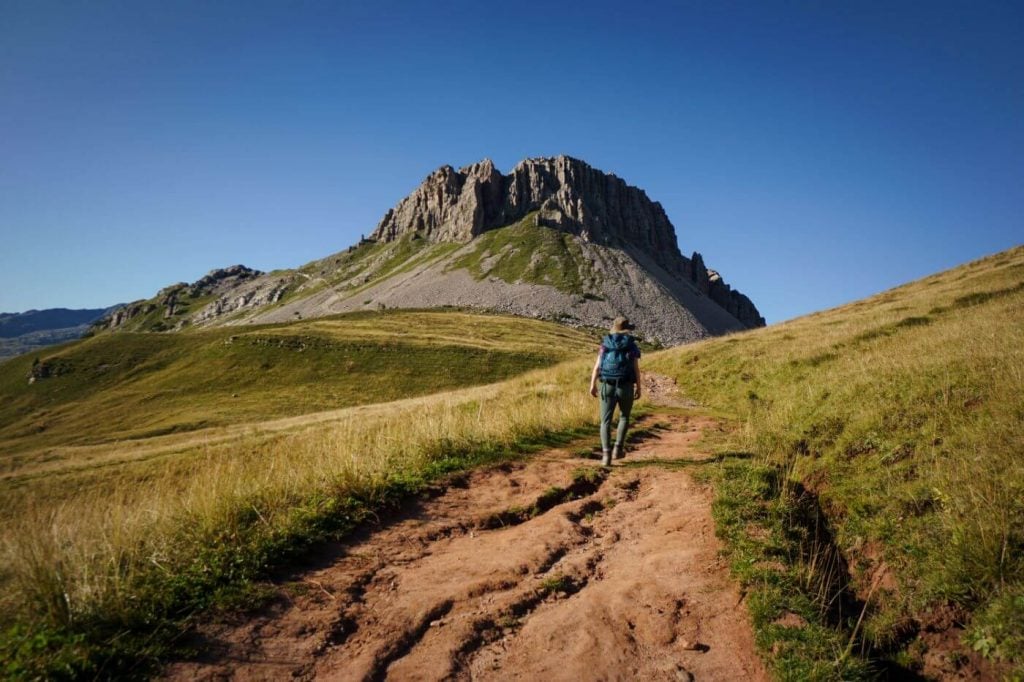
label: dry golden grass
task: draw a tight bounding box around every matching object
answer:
[0,359,595,635]
[0,311,606,677]
[0,310,594,458]
[648,244,1024,673]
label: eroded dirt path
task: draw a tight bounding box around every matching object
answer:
[164,408,767,681]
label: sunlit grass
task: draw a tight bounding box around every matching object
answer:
[0,310,594,459]
[3,244,1021,678]
[0,310,603,676]
[649,244,1024,676]
[0,357,597,677]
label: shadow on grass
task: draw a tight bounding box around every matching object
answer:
[715,460,930,680]
[515,425,594,452]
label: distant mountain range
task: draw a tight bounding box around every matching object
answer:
[93,156,764,346]
[0,307,118,361]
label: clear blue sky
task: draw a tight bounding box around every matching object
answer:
[1,1,1021,323]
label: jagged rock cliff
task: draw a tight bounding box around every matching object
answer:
[373,157,682,267]
[373,156,763,328]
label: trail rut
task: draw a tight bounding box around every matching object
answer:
[164,410,766,681]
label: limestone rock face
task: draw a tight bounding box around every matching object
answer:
[190,265,262,296]
[105,302,155,329]
[503,157,685,273]
[372,156,765,328]
[191,276,293,325]
[373,157,681,265]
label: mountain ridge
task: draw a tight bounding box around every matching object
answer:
[96,156,765,345]
[0,306,118,361]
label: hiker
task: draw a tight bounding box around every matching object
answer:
[589,317,642,467]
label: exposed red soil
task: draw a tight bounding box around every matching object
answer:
[163,410,767,681]
[913,604,1010,681]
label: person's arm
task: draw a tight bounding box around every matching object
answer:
[633,357,642,399]
[589,355,601,397]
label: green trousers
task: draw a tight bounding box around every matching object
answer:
[599,380,634,452]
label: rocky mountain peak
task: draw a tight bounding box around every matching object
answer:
[371,156,683,272]
[371,156,763,328]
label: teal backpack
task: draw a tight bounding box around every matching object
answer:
[600,334,635,382]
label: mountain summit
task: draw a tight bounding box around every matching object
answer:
[373,157,683,268]
[98,156,764,345]
[371,156,763,329]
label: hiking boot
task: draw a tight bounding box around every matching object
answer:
[601,450,612,467]
[612,444,625,460]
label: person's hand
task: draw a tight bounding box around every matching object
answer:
[634,384,642,399]
[589,384,598,398]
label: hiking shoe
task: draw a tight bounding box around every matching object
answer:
[613,444,625,460]
[601,450,612,467]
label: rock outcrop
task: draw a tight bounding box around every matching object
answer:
[190,275,293,325]
[373,157,682,267]
[99,266,264,331]
[373,156,764,328]
[105,301,155,329]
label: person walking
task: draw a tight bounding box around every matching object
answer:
[589,317,642,467]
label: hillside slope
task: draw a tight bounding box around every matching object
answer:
[95,157,764,346]
[2,246,1019,679]
[245,212,750,344]
[0,310,594,461]
[648,244,1024,676]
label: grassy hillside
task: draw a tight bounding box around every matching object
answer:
[0,365,599,679]
[290,233,460,301]
[449,212,599,294]
[4,246,1020,679]
[0,310,601,678]
[0,310,593,460]
[96,212,631,334]
[89,234,460,332]
[648,244,1024,677]
[292,212,601,304]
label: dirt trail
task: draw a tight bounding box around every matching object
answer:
[164,395,766,681]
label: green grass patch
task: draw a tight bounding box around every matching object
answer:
[449,212,598,294]
[538,574,578,596]
[966,586,1024,664]
[711,459,877,679]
